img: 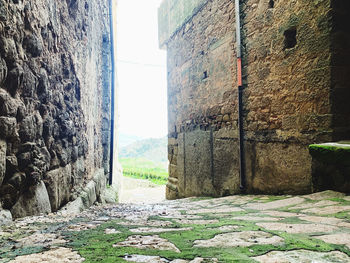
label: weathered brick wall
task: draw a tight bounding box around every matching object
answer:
[160,0,347,198]
[0,0,114,218]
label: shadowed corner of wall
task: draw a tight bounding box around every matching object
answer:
[107,159,123,204]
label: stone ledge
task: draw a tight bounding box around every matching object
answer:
[309,141,350,165]
[309,141,350,193]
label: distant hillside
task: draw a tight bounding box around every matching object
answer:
[119,136,168,165]
[118,133,144,148]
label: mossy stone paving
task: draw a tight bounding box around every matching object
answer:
[1,190,350,262]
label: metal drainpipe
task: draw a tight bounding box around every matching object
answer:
[234,0,246,190]
[108,0,115,186]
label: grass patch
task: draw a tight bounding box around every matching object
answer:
[120,158,168,185]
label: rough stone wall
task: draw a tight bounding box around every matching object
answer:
[160,0,348,199]
[0,0,113,218]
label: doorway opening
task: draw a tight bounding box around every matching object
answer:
[116,0,168,204]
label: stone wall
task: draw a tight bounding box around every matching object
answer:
[159,0,349,198]
[0,0,114,218]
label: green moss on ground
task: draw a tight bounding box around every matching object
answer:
[62,206,350,263]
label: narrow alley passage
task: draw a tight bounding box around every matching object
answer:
[1,190,350,262]
[119,176,165,204]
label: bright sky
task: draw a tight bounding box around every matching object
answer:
[116,0,167,139]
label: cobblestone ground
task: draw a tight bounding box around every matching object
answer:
[1,190,350,263]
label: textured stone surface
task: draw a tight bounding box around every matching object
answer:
[8,247,84,263]
[130,227,192,233]
[113,235,181,253]
[1,191,350,262]
[253,250,350,263]
[193,231,284,248]
[245,197,305,211]
[301,206,350,215]
[10,181,52,218]
[0,0,115,217]
[315,233,350,250]
[45,165,72,212]
[0,140,5,185]
[0,208,12,225]
[256,222,338,234]
[159,0,350,198]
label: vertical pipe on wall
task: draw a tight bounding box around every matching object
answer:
[108,0,115,186]
[234,0,246,190]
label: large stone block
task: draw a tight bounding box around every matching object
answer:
[245,142,312,195]
[0,140,5,186]
[0,209,12,225]
[0,117,17,139]
[177,130,216,197]
[0,89,19,117]
[93,168,106,200]
[212,130,240,196]
[10,181,51,218]
[44,165,72,212]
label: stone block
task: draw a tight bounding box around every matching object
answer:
[0,140,5,186]
[177,130,216,197]
[93,168,106,200]
[212,133,240,196]
[44,165,72,212]
[166,184,179,200]
[59,197,84,216]
[81,181,97,207]
[0,209,12,225]
[0,89,19,117]
[245,142,312,194]
[0,58,7,84]
[0,117,17,139]
[10,181,51,218]
[0,1,8,22]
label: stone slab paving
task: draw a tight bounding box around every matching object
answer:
[253,250,350,263]
[8,248,84,263]
[0,191,350,262]
[113,235,181,253]
[193,231,284,248]
[302,206,350,215]
[315,233,350,250]
[244,197,305,211]
[255,222,339,234]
